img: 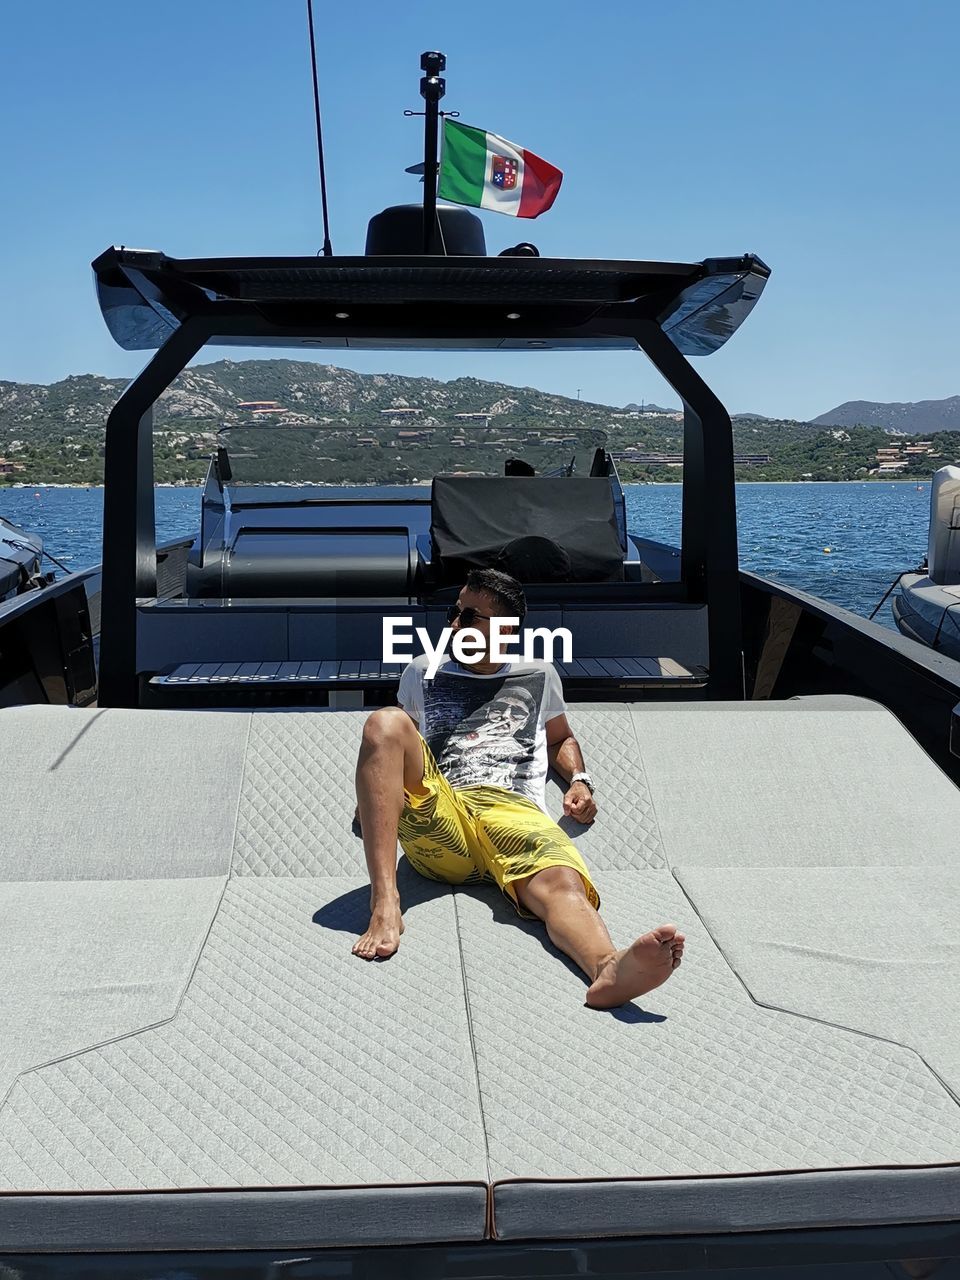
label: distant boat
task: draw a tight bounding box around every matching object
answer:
[893,465,960,658]
[0,515,45,602]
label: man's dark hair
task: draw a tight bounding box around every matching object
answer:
[465,568,526,623]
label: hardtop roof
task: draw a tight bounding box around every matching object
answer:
[91,247,770,356]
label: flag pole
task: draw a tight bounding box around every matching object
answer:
[420,51,445,254]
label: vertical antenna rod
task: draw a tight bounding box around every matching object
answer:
[306,0,333,256]
[420,51,446,254]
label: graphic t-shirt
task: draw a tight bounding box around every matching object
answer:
[397,655,567,813]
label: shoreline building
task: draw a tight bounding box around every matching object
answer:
[613,451,771,468]
[237,401,287,418]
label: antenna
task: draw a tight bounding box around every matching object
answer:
[306,0,333,256]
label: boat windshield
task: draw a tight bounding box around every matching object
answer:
[212,421,609,486]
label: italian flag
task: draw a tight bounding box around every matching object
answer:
[438,119,562,219]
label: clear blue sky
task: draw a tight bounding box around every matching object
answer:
[2,0,957,420]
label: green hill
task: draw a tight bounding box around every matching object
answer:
[0,360,956,485]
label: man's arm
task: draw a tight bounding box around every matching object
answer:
[546,713,597,824]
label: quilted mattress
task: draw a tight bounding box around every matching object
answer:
[0,697,958,1252]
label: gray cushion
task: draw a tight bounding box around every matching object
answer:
[0,1184,488,1252]
[0,877,225,1102]
[233,709,369,875]
[0,876,487,1200]
[0,706,489,1247]
[0,706,248,880]
[673,864,960,1100]
[232,705,667,877]
[493,1165,960,1241]
[628,698,960,868]
[543,703,666,871]
[451,871,960,1237]
[456,870,960,1173]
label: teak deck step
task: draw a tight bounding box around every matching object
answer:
[150,658,705,688]
[151,660,404,686]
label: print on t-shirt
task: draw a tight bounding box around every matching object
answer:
[423,669,545,797]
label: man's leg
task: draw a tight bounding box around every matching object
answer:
[353,707,426,960]
[514,866,685,1009]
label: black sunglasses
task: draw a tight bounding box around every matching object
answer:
[447,604,494,626]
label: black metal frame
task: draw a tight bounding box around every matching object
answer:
[96,258,757,706]
[632,321,742,698]
[98,319,210,707]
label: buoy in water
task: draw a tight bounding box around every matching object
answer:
[823,547,831,553]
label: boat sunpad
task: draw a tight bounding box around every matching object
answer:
[0,698,958,1250]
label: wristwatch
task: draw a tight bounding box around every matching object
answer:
[571,771,595,794]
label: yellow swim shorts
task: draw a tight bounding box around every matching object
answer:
[398,735,600,920]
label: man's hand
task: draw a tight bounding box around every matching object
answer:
[563,781,597,824]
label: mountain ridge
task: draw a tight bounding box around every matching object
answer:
[1,359,957,485]
[812,396,960,434]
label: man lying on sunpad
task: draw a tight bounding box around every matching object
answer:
[352,568,684,1009]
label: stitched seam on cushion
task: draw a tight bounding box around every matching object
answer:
[624,703,670,871]
[452,889,493,1191]
[229,713,255,878]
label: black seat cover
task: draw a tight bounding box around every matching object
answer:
[430,477,624,583]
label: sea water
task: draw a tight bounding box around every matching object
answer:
[0,482,932,631]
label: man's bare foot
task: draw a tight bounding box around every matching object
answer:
[352,902,404,960]
[584,924,685,1009]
